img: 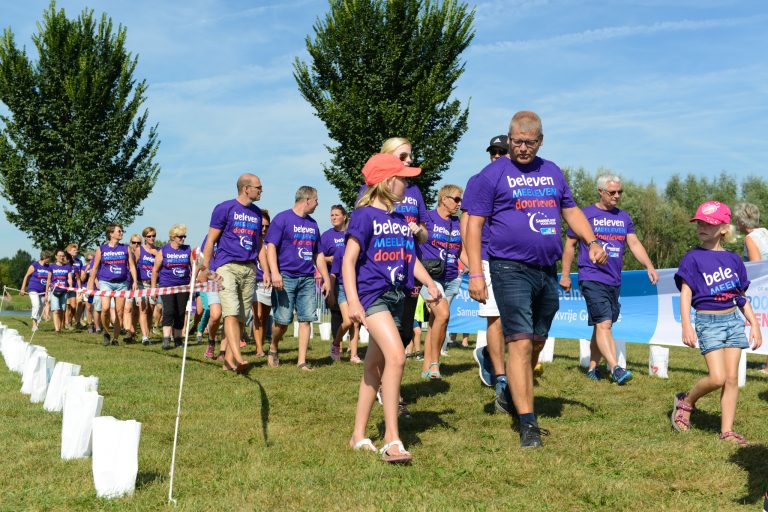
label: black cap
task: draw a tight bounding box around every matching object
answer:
[486,134,508,152]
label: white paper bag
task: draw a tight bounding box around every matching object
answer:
[648,345,669,378]
[579,339,591,368]
[63,375,99,400]
[359,326,369,345]
[21,347,48,394]
[44,362,82,412]
[475,330,487,349]
[92,417,141,498]
[538,337,555,363]
[30,355,56,403]
[5,337,29,373]
[61,390,104,459]
[319,322,332,341]
[293,321,314,339]
[615,340,627,368]
[738,350,746,388]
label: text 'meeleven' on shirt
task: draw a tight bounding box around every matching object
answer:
[208,198,262,271]
[463,156,576,267]
[566,205,635,286]
[264,209,320,278]
[674,247,749,310]
[345,205,416,310]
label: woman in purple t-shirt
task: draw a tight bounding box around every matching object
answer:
[134,226,159,345]
[152,224,194,350]
[45,249,74,334]
[20,250,52,331]
[344,153,440,464]
[671,201,762,446]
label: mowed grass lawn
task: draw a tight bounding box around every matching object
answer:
[1,314,767,511]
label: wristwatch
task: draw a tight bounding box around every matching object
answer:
[588,239,601,247]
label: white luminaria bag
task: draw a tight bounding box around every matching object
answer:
[6,337,30,373]
[359,326,369,345]
[61,390,103,459]
[538,337,555,363]
[21,347,48,394]
[44,362,82,412]
[738,350,747,388]
[30,355,57,403]
[648,345,669,378]
[319,322,332,341]
[615,340,627,368]
[475,330,487,349]
[579,339,591,368]
[92,417,142,499]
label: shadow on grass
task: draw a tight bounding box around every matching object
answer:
[536,396,595,418]
[758,390,768,403]
[556,353,708,377]
[728,444,768,505]
[438,362,475,377]
[376,409,457,448]
[240,375,270,446]
[687,408,721,434]
[401,379,450,404]
[136,470,165,490]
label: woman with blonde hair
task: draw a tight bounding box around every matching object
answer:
[134,227,159,344]
[152,224,193,350]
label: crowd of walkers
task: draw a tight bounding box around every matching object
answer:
[16,110,764,460]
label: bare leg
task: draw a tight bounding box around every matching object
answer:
[421,300,449,375]
[270,322,288,367]
[593,321,618,369]
[297,321,311,367]
[222,316,246,367]
[507,339,534,414]
[486,317,505,377]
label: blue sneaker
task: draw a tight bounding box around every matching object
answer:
[494,380,516,416]
[611,366,633,385]
[473,346,494,387]
[586,368,602,381]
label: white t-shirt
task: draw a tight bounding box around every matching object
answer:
[744,227,768,260]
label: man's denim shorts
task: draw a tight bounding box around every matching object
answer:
[695,310,748,355]
[272,275,316,325]
[489,258,559,343]
[579,280,621,326]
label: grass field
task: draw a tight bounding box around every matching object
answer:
[1,314,767,511]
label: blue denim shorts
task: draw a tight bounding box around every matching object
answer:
[489,258,559,343]
[580,280,621,326]
[695,310,748,355]
[443,276,462,306]
[365,287,404,329]
[335,281,347,305]
[50,291,68,312]
[419,279,445,302]
[272,275,316,325]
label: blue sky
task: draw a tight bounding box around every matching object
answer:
[1,0,766,257]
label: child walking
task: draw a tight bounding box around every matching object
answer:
[671,201,762,445]
[344,153,441,464]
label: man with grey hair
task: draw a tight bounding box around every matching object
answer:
[465,110,607,448]
[560,173,659,384]
[199,173,263,374]
[265,186,331,371]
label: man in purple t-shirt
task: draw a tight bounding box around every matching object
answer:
[560,174,659,385]
[465,111,607,448]
[199,173,263,375]
[265,186,331,371]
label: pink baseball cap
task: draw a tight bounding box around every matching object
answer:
[690,201,731,225]
[362,153,421,186]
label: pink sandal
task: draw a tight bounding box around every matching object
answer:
[671,392,694,432]
[719,431,748,446]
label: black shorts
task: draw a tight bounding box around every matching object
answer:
[579,280,620,326]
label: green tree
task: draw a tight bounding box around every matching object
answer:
[294,0,474,207]
[7,249,32,288]
[0,2,159,250]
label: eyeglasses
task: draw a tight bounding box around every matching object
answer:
[601,189,623,196]
[398,152,411,162]
[509,138,540,148]
[489,148,507,157]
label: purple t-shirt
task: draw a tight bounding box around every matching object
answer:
[567,205,635,286]
[421,210,457,282]
[49,263,72,290]
[464,156,576,266]
[345,206,416,310]
[264,209,320,278]
[158,244,192,287]
[97,243,130,282]
[138,246,156,281]
[71,256,85,286]
[330,246,345,287]
[445,217,462,281]
[209,199,262,269]
[462,173,490,261]
[674,248,749,310]
[28,261,49,293]
[356,183,428,225]
[320,228,346,259]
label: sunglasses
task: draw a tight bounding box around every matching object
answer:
[398,152,411,162]
[450,196,462,203]
[145,234,156,238]
[176,235,187,239]
[489,148,507,157]
[130,241,141,245]
[601,189,623,196]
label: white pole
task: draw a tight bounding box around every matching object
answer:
[0,286,6,314]
[167,257,198,507]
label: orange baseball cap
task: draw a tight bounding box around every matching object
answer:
[362,153,421,186]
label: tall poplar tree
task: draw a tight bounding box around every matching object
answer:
[0,2,159,249]
[294,0,474,207]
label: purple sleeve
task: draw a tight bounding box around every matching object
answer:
[674,253,696,291]
[626,213,636,235]
[414,187,428,224]
[346,210,371,250]
[264,214,284,246]
[559,174,577,209]
[467,172,495,217]
[209,202,228,230]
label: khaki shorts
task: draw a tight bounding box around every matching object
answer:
[215,262,256,322]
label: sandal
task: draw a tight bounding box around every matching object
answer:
[671,392,694,432]
[235,361,252,375]
[268,351,279,368]
[719,431,749,446]
[421,362,441,379]
[380,440,412,464]
[351,438,377,452]
[297,362,313,372]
